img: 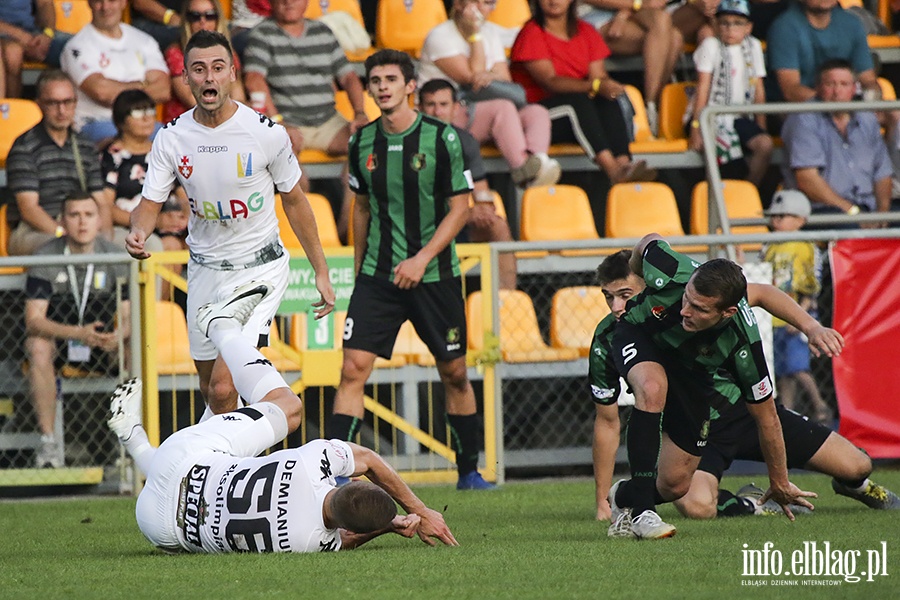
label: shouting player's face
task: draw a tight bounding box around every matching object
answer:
[680,280,737,332]
[184,44,235,116]
[367,64,415,115]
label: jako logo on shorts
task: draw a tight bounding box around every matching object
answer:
[189,191,265,220]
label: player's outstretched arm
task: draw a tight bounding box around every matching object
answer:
[348,443,459,547]
[593,403,620,521]
[746,283,843,357]
[126,198,164,259]
[281,184,336,318]
[745,399,817,520]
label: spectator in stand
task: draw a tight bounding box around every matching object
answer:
[510,0,655,184]
[688,0,773,187]
[6,70,110,256]
[669,0,718,46]
[419,78,518,290]
[418,0,561,188]
[0,0,73,98]
[61,0,170,143]
[577,0,683,135]
[229,0,270,57]
[766,0,879,103]
[130,0,186,50]
[24,192,130,468]
[781,59,891,225]
[163,0,246,122]
[243,0,369,241]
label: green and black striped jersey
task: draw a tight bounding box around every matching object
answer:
[347,113,473,283]
[622,240,773,404]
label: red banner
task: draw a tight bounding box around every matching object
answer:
[831,238,900,458]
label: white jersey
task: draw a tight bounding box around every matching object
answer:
[61,23,168,129]
[142,103,302,264]
[176,439,354,553]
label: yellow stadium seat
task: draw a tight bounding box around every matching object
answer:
[623,85,689,154]
[54,0,92,34]
[376,0,447,58]
[488,0,531,29]
[466,290,580,363]
[334,90,382,122]
[0,99,42,169]
[606,182,705,251]
[220,0,231,20]
[520,184,598,242]
[659,81,696,142]
[276,192,343,248]
[550,286,610,357]
[878,77,896,100]
[690,180,768,251]
[155,301,197,375]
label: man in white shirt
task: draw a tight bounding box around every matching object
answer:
[108,284,457,553]
[126,30,335,420]
[60,0,170,142]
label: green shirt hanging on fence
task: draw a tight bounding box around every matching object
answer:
[347,112,473,283]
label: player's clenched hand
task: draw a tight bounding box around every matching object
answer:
[125,229,151,259]
[391,514,421,538]
[415,507,459,547]
[805,324,843,358]
[393,256,428,290]
[596,498,612,521]
[312,271,336,319]
[760,481,817,521]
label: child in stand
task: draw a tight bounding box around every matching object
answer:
[762,190,833,424]
[688,0,773,187]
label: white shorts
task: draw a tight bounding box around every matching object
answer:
[135,403,289,550]
[186,252,290,361]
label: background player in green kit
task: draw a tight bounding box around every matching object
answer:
[327,50,494,491]
[609,234,820,538]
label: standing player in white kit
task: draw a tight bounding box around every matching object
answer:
[125,30,335,418]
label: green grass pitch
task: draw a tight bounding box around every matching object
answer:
[1,470,897,599]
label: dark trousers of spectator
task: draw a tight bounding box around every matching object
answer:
[540,93,632,160]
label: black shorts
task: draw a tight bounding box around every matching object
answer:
[613,321,718,457]
[343,274,467,362]
[697,405,832,480]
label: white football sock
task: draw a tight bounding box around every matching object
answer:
[208,320,290,404]
[122,426,155,475]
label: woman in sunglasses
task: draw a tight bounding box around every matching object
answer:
[162,0,246,122]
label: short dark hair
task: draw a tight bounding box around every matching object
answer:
[816,58,854,82]
[364,49,416,83]
[61,191,97,213]
[690,259,747,309]
[595,250,633,286]
[35,69,75,100]
[183,30,233,68]
[419,78,457,103]
[330,481,397,533]
[112,89,155,131]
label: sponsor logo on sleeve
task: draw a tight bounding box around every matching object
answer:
[752,376,773,401]
[591,385,615,400]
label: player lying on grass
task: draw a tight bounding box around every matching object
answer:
[590,250,900,529]
[108,281,458,553]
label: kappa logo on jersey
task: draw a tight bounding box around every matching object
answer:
[752,376,773,401]
[236,153,253,178]
[651,305,666,320]
[189,191,265,220]
[178,464,210,548]
[410,153,426,171]
[591,385,615,400]
[319,538,339,552]
[178,155,193,179]
[366,153,378,171]
[319,449,333,480]
[222,415,238,421]
[198,145,228,153]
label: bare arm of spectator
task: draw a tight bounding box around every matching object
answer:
[15,191,59,234]
[859,69,882,99]
[25,298,118,351]
[91,190,114,239]
[243,71,304,151]
[775,69,816,103]
[690,70,712,151]
[794,167,856,212]
[79,69,171,107]
[132,0,182,27]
